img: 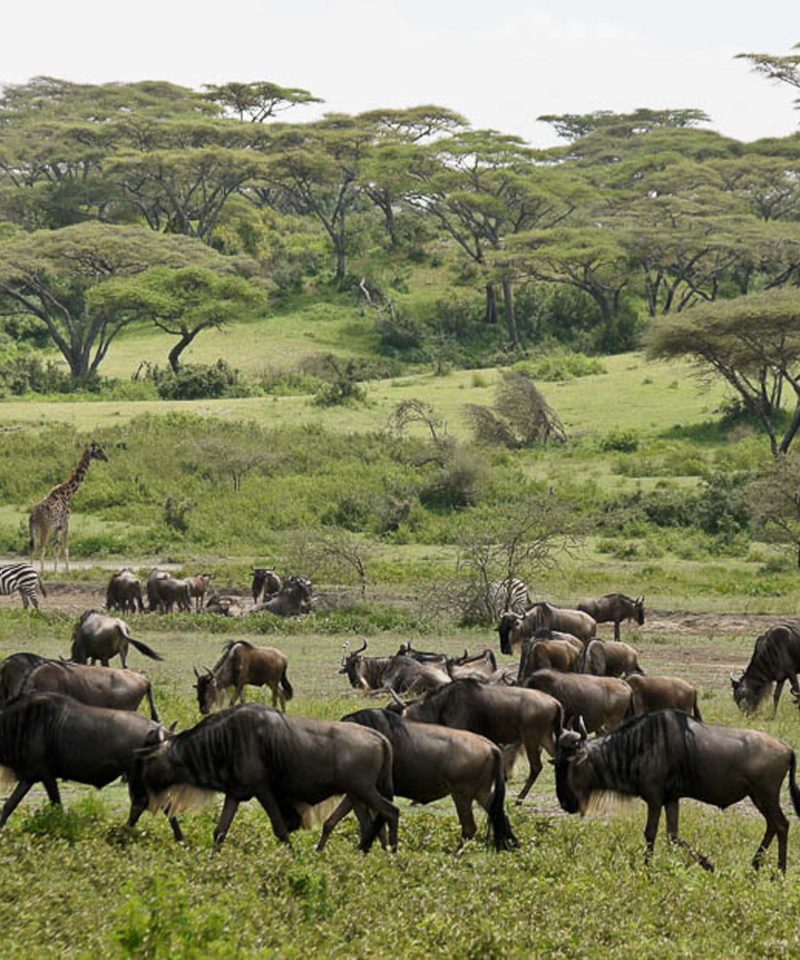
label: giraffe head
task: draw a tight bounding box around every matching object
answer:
[88,441,109,463]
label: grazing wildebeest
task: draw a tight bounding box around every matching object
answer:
[71,610,163,668]
[251,568,282,604]
[252,576,312,617]
[626,675,702,721]
[524,670,631,734]
[184,574,212,612]
[129,703,399,850]
[554,710,800,873]
[400,678,562,802]
[340,640,450,695]
[0,692,181,839]
[498,606,592,656]
[146,568,170,612]
[0,654,160,719]
[106,568,144,614]
[195,640,293,714]
[577,594,645,641]
[149,573,192,613]
[731,623,800,716]
[518,635,580,682]
[316,709,518,852]
[578,639,644,678]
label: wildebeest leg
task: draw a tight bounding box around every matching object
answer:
[0,780,34,827]
[43,778,61,805]
[146,684,160,722]
[316,796,354,852]
[664,799,714,872]
[614,620,620,642]
[773,680,786,717]
[213,794,241,847]
[356,792,399,853]
[453,793,477,852]
[643,802,661,863]
[168,816,184,842]
[515,745,542,803]
[253,786,291,845]
[751,794,788,873]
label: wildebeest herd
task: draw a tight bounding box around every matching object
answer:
[2,582,800,873]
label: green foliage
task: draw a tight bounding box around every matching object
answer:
[512,350,607,382]
[153,360,246,400]
[600,428,639,452]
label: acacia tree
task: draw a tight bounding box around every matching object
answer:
[737,44,800,106]
[89,265,264,372]
[201,81,322,122]
[647,287,800,456]
[0,223,239,382]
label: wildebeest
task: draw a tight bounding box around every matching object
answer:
[316,709,518,852]
[147,572,192,613]
[447,649,498,681]
[195,640,293,714]
[0,692,181,839]
[184,574,212,612]
[626,675,702,721]
[518,634,581,682]
[251,568,282,604]
[577,594,645,641]
[340,640,450,695]
[554,710,800,873]
[106,568,144,614]
[205,593,245,617]
[252,576,312,617]
[498,605,593,655]
[0,653,160,719]
[524,670,631,734]
[731,623,800,716]
[578,639,644,678]
[129,703,399,850]
[71,610,164,668]
[400,678,562,802]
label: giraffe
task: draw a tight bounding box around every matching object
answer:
[28,441,109,573]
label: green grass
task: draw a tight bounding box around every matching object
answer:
[1,613,800,957]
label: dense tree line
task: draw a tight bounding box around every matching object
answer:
[0,52,799,434]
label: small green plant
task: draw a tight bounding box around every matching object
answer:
[600,429,639,453]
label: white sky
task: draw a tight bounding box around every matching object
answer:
[4,0,799,145]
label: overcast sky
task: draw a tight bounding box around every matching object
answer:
[4,1,799,145]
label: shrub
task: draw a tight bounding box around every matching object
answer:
[512,351,607,382]
[600,429,639,453]
[154,360,245,400]
[0,354,76,395]
[419,449,487,511]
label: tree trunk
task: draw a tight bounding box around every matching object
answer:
[778,401,800,456]
[501,277,520,349]
[168,328,202,373]
[484,282,498,325]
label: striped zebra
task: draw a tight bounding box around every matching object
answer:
[485,577,531,620]
[0,562,47,609]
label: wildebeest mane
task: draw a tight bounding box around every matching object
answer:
[0,693,68,767]
[341,708,411,743]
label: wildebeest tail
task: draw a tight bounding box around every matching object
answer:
[129,637,165,661]
[488,749,519,851]
[280,664,293,702]
[692,693,703,722]
[789,751,800,820]
[358,736,395,852]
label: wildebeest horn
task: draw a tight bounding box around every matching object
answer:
[390,689,406,708]
[729,672,741,686]
[577,716,588,740]
[463,647,469,659]
[193,666,200,678]
[354,639,368,655]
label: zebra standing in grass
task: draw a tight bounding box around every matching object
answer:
[485,577,531,620]
[0,562,47,609]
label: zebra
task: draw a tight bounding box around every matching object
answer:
[0,562,47,609]
[482,578,531,621]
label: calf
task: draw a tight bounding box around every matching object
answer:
[626,675,702,721]
[524,669,631,734]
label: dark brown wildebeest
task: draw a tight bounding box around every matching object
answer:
[106,568,144,614]
[447,649,498,681]
[731,623,800,716]
[71,610,164,668]
[625,675,702,721]
[0,691,181,839]
[184,574,212,612]
[252,576,312,617]
[554,709,800,873]
[578,639,644,678]
[151,574,192,613]
[251,568,282,604]
[399,678,562,802]
[518,635,580,682]
[129,703,399,850]
[0,654,160,719]
[498,606,593,655]
[524,669,631,734]
[316,709,518,852]
[577,594,645,641]
[340,641,450,695]
[195,640,293,714]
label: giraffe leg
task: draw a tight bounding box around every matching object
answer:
[63,524,70,574]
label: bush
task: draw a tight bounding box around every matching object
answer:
[153,360,246,400]
[512,351,607,382]
[0,354,76,395]
[600,429,639,453]
[419,449,487,511]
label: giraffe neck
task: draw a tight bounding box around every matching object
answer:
[52,448,94,503]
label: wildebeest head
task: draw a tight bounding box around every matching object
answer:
[497,612,522,655]
[194,666,224,714]
[339,639,368,688]
[729,671,764,712]
[552,718,590,814]
[634,596,645,626]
